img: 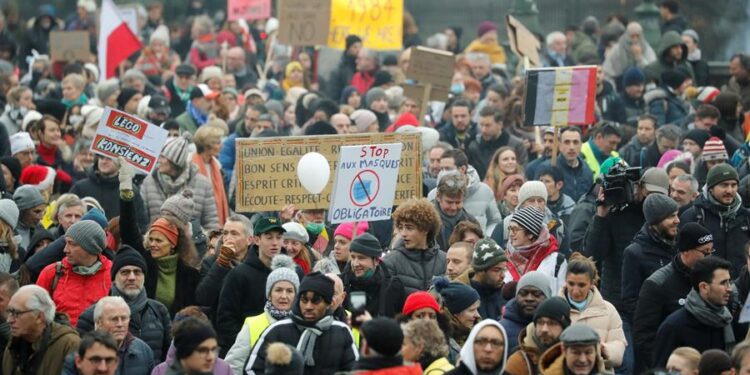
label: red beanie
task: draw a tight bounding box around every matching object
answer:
[402,291,440,316]
[385,112,419,133]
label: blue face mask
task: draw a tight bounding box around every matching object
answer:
[450,83,465,95]
[305,223,325,235]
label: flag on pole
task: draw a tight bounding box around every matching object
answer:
[523,66,597,126]
[98,0,142,82]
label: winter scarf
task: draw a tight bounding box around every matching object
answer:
[155,254,178,309]
[705,188,743,231]
[62,93,89,109]
[72,260,102,276]
[647,225,677,248]
[688,48,702,62]
[506,227,557,281]
[445,308,472,347]
[567,290,594,312]
[191,153,228,226]
[112,286,148,316]
[264,300,292,321]
[291,307,334,366]
[685,289,735,347]
[186,100,208,126]
[156,165,192,197]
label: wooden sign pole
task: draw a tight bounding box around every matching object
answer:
[419,83,432,126]
[551,127,559,167]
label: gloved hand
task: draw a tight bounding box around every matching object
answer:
[216,245,236,268]
[118,157,135,192]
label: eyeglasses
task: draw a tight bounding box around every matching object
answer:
[6,309,35,318]
[193,346,219,357]
[84,356,118,366]
[474,337,504,349]
[508,225,523,234]
[692,248,715,256]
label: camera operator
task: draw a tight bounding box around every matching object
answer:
[583,164,670,373]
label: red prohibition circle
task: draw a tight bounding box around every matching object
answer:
[349,169,380,207]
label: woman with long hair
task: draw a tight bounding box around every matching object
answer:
[485,147,524,202]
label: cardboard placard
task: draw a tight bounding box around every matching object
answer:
[278,0,331,47]
[328,144,403,224]
[328,0,403,50]
[405,46,454,102]
[228,0,271,21]
[49,31,90,62]
[90,107,169,175]
[506,15,541,68]
[235,133,422,212]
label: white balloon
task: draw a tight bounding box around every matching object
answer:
[297,152,330,194]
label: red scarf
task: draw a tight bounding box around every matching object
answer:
[506,235,559,282]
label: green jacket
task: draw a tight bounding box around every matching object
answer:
[3,322,80,375]
[175,112,198,135]
[643,31,694,84]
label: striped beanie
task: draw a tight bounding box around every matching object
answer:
[702,137,728,161]
[161,132,193,169]
[511,206,545,238]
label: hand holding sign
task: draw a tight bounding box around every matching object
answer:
[297,152,330,194]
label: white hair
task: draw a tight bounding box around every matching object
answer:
[93,296,131,323]
[546,31,566,47]
[19,285,56,324]
[466,52,490,65]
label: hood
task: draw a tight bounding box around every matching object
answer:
[518,323,542,353]
[657,31,687,61]
[49,321,79,347]
[459,319,508,375]
[243,245,271,272]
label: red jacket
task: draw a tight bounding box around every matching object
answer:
[350,71,375,95]
[37,256,112,326]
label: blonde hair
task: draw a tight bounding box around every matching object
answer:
[193,125,224,153]
[62,73,86,90]
[403,319,448,359]
[670,347,700,370]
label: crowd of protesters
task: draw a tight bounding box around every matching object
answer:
[1,0,750,374]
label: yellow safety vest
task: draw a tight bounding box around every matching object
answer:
[580,141,619,178]
[244,313,271,348]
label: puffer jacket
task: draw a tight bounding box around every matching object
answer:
[643,31,695,85]
[140,164,219,230]
[2,322,80,375]
[562,286,627,368]
[504,324,545,375]
[382,240,446,295]
[427,167,502,235]
[500,298,532,353]
[36,256,112,327]
[76,287,172,361]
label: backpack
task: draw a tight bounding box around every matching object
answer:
[50,261,65,296]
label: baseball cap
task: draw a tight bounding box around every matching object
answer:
[640,167,669,195]
[191,83,220,100]
[254,216,286,235]
[148,95,170,114]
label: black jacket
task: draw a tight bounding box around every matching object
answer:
[438,122,476,151]
[381,240,446,295]
[567,186,598,253]
[653,306,728,367]
[621,225,677,319]
[327,54,358,100]
[247,315,357,375]
[216,245,271,355]
[583,201,644,311]
[194,253,249,322]
[434,201,479,253]
[471,279,506,320]
[341,265,406,318]
[70,165,149,229]
[680,195,750,277]
[466,131,528,180]
[633,254,692,372]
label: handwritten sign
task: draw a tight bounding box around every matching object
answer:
[235,133,422,212]
[278,0,331,47]
[406,46,454,102]
[90,107,168,174]
[507,15,541,68]
[228,0,271,21]
[329,144,402,224]
[328,0,403,50]
[50,31,90,62]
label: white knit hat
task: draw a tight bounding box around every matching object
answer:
[518,180,548,207]
[9,132,34,156]
[21,111,42,132]
[149,25,170,47]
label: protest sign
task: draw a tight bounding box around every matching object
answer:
[328,144,403,224]
[506,15,541,68]
[90,107,169,175]
[328,0,403,50]
[49,31,90,62]
[278,0,331,46]
[405,46,454,103]
[235,133,422,212]
[523,66,597,127]
[228,0,271,21]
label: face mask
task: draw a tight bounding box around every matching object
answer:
[359,268,374,279]
[305,223,325,235]
[450,83,465,95]
[69,115,83,126]
[18,107,28,116]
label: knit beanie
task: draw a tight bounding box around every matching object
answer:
[477,21,497,37]
[304,121,337,136]
[433,277,480,315]
[511,206,546,239]
[698,349,732,375]
[661,67,690,90]
[683,129,710,149]
[265,343,304,375]
[621,66,646,88]
[516,271,552,298]
[518,181,548,207]
[9,132,34,155]
[349,233,382,258]
[200,66,223,84]
[533,296,571,328]
[22,111,42,132]
[345,35,362,51]
[149,25,170,47]
[350,109,378,133]
[65,220,106,255]
[266,255,300,298]
[702,137,729,161]
[365,88,387,109]
[161,132,193,170]
[361,318,403,357]
[499,174,525,200]
[282,222,309,244]
[117,87,140,109]
[160,190,195,225]
[0,157,21,186]
[706,163,739,190]
[20,165,56,191]
[402,291,440,316]
[682,29,699,44]
[82,208,108,229]
[13,185,45,211]
[0,199,19,229]
[677,222,713,252]
[472,238,506,271]
[333,222,369,241]
[111,245,147,279]
[298,272,335,304]
[643,193,678,225]
[372,70,393,88]
[173,318,217,360]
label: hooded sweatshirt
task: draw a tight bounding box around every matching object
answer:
[453,319,509,375]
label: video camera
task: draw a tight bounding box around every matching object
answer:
[601,163,641,209]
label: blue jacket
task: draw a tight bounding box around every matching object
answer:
[218,132,239,185]
[646,87,691,126]
[538,155,593,202]
[62,334,155,375]
[499,298,532,353]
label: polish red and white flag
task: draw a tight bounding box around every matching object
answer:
[97,0,142,82]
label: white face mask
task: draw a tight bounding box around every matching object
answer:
[69,115,83,127]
